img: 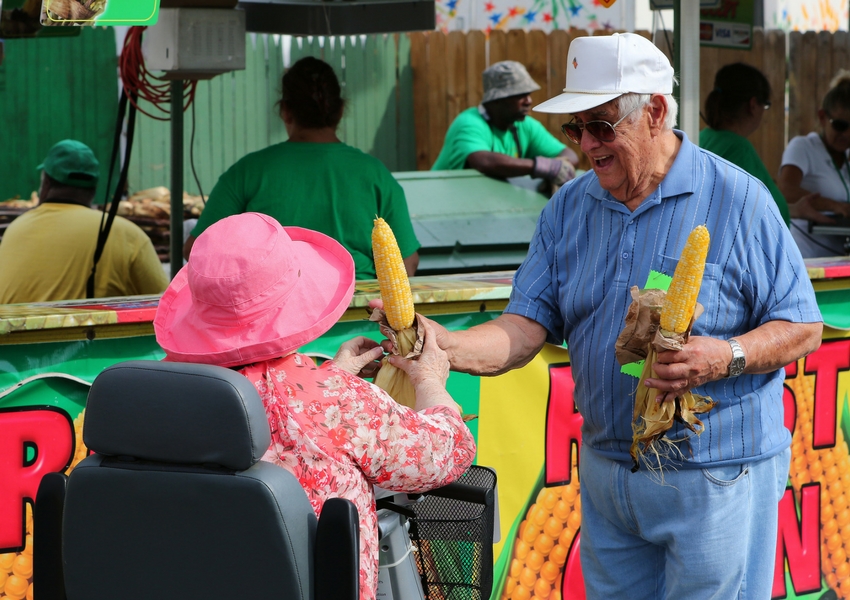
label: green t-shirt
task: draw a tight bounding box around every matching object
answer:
[431,107,566,170]
[193,142,420,280]
[699,127,790,226]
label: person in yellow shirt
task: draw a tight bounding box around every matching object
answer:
[0,140,169,303]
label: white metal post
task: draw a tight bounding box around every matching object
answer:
[677,1,701,143]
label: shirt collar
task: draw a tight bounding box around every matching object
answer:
[585,129,698,208]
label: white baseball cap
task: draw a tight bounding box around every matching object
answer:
[534,32,674,115]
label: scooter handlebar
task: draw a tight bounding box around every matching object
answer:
[413,480,494,506]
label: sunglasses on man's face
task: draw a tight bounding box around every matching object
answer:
[560,105,639,145]
[829,115,850,133]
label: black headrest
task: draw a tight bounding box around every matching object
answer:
[84,361,271,471]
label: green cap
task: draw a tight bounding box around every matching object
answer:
[37,140,99,189]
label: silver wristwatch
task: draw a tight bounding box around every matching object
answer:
[726,338,746,378]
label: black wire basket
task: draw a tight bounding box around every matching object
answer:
[408,465,497,600]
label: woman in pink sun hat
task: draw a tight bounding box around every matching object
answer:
[154,212,475,600]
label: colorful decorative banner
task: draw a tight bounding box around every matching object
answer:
[765,0,850,32]
[435,0,624,34]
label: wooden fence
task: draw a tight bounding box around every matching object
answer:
[6,28,850,201]
[410,28,850,180]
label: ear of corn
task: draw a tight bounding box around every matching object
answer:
[371,217,418,408]
[660,225,710,334]
[372,217,414,331]
[630,225,714,470]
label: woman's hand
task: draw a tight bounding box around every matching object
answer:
[389,320,449,387]
[333,336,384,378]
[388,320,458,413]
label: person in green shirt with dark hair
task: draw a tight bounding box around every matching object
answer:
[699,62,825,228]
[432,60,579,195]
[185,56,420,280]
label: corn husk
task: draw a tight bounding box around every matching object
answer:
[617,285,716,471]
[369,309,423,409]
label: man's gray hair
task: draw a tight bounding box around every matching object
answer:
[616,93,678,130]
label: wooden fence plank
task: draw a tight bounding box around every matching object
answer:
[446,31,468,131]
[746,30,768,166]
[833,30,850,83]
[570,29,594,161]
[466,30,487,108]
[798,31,820,139]
[506,29,527,67]
[427,31,448,169]
[409,32,430,170]
[817,30,834,117]
[788,31,805,140]
[526,29,548,112]
[761,29,787,179]
[546,29,569,145]
[489,29,507,65]
[699,43,719,129]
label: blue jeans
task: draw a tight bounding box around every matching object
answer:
[578,444,791,600]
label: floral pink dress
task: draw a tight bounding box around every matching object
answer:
[239,353,477,600]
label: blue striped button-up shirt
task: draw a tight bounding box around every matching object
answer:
[505,131,822,467]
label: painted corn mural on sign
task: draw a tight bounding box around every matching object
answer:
[483,339,850,599]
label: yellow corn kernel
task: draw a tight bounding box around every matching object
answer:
[372,217,414,331]
[660,225,710,334]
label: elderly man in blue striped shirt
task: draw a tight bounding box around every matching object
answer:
[425,33,823,599]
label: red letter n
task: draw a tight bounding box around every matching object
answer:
[773,484,821,597]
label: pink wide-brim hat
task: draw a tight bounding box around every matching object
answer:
[154,213,355,368]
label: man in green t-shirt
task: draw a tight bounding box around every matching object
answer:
[431,61,579,193]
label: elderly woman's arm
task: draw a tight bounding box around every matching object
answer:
[343,320,475,492]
